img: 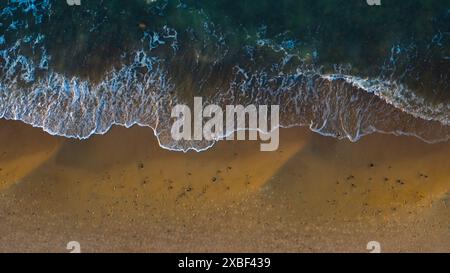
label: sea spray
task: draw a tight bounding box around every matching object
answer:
[0,0,449,152]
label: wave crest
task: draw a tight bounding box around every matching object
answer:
[0,0,449,151]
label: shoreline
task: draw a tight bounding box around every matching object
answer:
[0,119,449,252]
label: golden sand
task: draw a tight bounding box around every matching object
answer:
[0,119,449,252]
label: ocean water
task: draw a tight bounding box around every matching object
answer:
[0,0,449,151]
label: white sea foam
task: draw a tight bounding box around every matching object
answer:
[0,0,448,152]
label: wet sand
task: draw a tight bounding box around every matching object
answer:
[0,119,449,253]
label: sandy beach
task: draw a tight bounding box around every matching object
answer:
[0,119,449,252]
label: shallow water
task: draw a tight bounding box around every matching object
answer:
[0,0,449,151]
[1,1,449,253]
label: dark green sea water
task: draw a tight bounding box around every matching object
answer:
[0,0,449,151]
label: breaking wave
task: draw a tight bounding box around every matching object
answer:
[0,0,449,151]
